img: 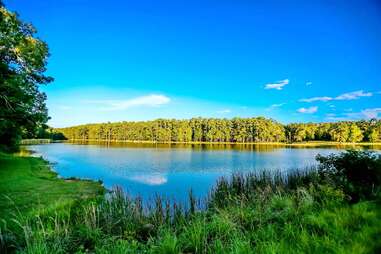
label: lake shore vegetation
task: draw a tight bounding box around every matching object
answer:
[1,150,380,253]
[0,152,104,227]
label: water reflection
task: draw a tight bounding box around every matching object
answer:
[28,142,380,202]
[64,140,381,151]
[129,174,168,186]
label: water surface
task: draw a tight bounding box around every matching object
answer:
[28,142,380,202]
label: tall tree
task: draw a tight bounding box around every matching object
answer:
[367,128,379,142]
[348,124,363,143]
[0,4,52,151]
[329,123,350,142]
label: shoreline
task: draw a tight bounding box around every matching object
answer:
[58,139,381,147]
[0,152,104,221]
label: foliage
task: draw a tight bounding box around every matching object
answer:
[0,4,52,151]
[57,118,381,144]
[56,117,286,143]
[22,126,67,140]
[316,150,381,201]
[286,120,381,143]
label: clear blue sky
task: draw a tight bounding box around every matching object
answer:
[6,0,381,127]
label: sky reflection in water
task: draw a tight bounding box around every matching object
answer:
[28,142,380,203]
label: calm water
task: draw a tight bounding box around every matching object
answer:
[28,142,380,202]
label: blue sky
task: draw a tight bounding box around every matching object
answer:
[6,0,381,127]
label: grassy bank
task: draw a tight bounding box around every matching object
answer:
[19,139,52,145]
[1,151,381,253]
[0,153,104,226]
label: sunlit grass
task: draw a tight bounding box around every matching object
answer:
[0,153,104,228]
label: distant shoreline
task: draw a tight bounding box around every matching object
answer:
[29,139,381,147]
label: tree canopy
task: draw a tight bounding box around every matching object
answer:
[56,118,381,143]
[0,3,52,151]
[57,117,286,143]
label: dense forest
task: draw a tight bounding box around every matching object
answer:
[56,117,381,143]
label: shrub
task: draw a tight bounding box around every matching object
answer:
[316,150,381,201]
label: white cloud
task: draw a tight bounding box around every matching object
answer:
[85,94,170,111]
[270,103,285,108]
[217,109,231,114]
[264,79,289,90]
[300,90,372,103]
[299,96,333,103]
[306,81,312,86]
[335,90,372,100]
[325,116,350,121]
[266,103,286,111]
[297,106,318,114]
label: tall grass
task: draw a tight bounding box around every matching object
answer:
[208,168,320,209]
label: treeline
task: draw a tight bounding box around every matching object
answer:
[56,117,285,143]
[23,126,67,141]
[56,117,381,143]
[286,119,381,142]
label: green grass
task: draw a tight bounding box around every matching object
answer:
[3,179,379,253]
[0,153,104,224]
[1,151,381,253]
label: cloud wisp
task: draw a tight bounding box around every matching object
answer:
[264,79,289,90]
[300,90,373,103]
[326,108,381,121]
[266,103,286,111]
[297,106,318,114]
[270,103,285,108]
[216,109,232,114]
[265,103,286,111]
[85,94,170,111]
[354,108,381,119]
[300,96,332,103]
[335,90,372,100]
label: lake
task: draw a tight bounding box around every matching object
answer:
[28,142,380,203]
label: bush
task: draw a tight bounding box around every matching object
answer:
[316,150,381,201]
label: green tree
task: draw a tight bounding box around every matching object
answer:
[367,128,379,142]
[329,124,349,142]
[55,118,380,144]
[0,4,52,151]
[348,124,363,143]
